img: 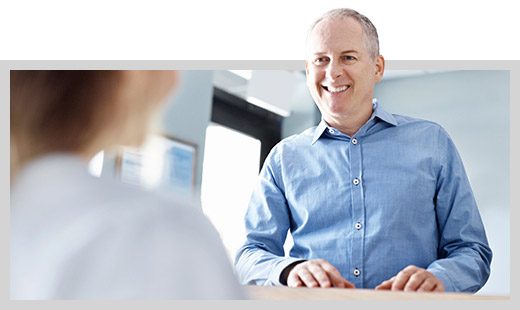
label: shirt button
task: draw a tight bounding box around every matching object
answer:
[353,268,361,277]
[352,178,360,185]
[328,129,335,134]
[355,222,362,230]
[351,138,358,145]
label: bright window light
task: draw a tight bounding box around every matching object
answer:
[88,151,104,177]
[201,123,260,262]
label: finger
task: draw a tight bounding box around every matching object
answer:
[417,277,437,292]
[433,281,446,292]
[342,278,356,289]
[391,266,418,291]
[375,278,394,290]
[319,261,349,288]
[375,276,396,290]
[297,268,320,288]
[307,264,332,287]
[403,271,428,291]
[287,272,304,288]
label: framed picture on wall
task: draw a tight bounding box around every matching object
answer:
[115,134,197,194]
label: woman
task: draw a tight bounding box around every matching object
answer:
[10,70,245,299]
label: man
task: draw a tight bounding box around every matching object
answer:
[235,8,492,292]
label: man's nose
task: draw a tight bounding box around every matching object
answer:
[325,61,343,80]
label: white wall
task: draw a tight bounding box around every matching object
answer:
[282,72,319,138]
[374,70,510,295]
[160,70,215,193]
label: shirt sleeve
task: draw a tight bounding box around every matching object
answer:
[427,127,493,292]
[234,144,303,286]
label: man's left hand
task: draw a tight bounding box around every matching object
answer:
[374,265,445,292]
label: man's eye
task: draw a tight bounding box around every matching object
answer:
[314,57,329,65]
[342,55,357,62]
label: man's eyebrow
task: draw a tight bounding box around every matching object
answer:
[341,50,359,54]
[311,50,359,56]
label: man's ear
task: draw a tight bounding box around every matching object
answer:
[305,60,310,77]
[375,55,385,82]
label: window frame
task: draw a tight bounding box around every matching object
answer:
[211,87,283,170]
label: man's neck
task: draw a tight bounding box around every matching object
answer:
[324,104,374,137]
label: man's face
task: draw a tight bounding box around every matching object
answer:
[305,17,384,123]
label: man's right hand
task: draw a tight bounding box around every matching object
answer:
[286,259,355,288]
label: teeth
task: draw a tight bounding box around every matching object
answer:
[325,85,350,93]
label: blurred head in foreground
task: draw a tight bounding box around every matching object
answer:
[10,70,177,178]
[10,71,245,299]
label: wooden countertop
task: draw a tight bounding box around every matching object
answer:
[246,285,508,300]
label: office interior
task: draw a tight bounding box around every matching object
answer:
[92,69,509,296]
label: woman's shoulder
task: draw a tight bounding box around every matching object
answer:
[97,179,212,233]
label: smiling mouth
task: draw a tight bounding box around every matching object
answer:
[322,85,351,94]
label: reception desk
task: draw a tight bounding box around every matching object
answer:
[246,286,508,300]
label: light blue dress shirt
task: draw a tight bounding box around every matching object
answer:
[235,100,492,292]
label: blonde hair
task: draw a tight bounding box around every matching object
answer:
[10,70,176,178]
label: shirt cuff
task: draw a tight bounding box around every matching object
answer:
[267,257,308,286]
[428,267,456,292]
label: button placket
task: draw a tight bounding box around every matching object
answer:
[349,130,364,288]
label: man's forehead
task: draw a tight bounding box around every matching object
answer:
[306,16,366,54]
[311,16,363,37]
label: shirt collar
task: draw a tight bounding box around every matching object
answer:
[311,99,398,145]
[311,120,330,145]
[372,98,398,127]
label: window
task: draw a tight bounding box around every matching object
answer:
[201,123,261,261]
[88,151,104,177]
[200,87,288,262]
[211,87,282,169]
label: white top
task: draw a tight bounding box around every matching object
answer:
[11,154,246,299]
